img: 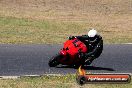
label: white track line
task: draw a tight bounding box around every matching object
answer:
[0,76,20,79]
[122,43,132,44]
[0,73,131,79]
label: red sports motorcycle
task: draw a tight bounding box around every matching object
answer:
[48,38,88,67]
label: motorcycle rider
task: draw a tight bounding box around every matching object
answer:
[69,28,103,65]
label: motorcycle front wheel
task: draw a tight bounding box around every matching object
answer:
[48,54,62,67]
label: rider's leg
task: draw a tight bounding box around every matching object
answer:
[84,57,96,65]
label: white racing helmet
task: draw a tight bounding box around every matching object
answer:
[88,28,97,37]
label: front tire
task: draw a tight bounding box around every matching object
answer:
[48,54,61,67]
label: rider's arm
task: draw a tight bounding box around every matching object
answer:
[75,35,89,41]
[68,35,89,41]
[85,36,103,58]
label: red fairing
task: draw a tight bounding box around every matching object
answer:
[49,38,89,67]
[63,38,87,56]
[60,50,67,56]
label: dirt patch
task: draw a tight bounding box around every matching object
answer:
[0,0,132,13]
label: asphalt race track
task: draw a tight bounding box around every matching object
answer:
[0,44,132,76]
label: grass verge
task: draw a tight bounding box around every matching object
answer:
[0,16,132,44]
[0,74,131,88]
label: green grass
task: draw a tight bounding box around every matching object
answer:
[0,16,132,44]
[0,0,132,44]
[0,16,88,44]
[0,74,131,88]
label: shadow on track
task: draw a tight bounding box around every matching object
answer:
[83,66,115,71]
[57,65,115,71]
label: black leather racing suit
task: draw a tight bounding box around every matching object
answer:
[69,34,103,65]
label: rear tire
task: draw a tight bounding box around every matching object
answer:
[48,54,61,67]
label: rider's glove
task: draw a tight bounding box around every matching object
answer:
[68,36,75,40]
